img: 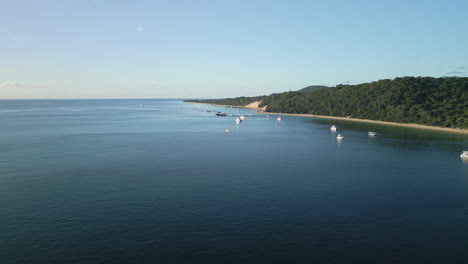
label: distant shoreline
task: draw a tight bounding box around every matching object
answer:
[187,101,468,135]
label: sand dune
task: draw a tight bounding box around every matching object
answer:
[243,101,267,111]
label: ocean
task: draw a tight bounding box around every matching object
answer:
[1,99,468,263]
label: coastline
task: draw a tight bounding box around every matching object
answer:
[265,112,468,135]
[187,101,468,135]
[189,101,267,111]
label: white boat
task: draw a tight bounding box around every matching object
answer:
[368,131,378,137]
[330,125,337,131]
[240,115,246,121]
[225,128,230,133]
[336,134,344,140]
[277,116,283,121]
[236,118,242,124]
[461,151,468,159]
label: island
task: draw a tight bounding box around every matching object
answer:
[185,76,468,133]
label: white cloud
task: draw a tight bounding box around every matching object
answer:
[136,25,144,32]
[0,81,21,88]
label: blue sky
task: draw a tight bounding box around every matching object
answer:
[1,0,467,99]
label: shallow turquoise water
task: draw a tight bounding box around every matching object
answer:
[1,99,468,263]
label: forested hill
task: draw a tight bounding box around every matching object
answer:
[184,77,468,128]
[298,85,329,93]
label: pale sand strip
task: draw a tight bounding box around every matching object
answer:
[264,112,468,135]
[190,101,266,110]
[188,101,468,135]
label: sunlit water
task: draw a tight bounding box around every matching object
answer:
[1,99,468,263]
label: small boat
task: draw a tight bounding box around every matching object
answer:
[368,131,378,137]
[216,112,227,116]
[236,118,242,124]
[240,115,246,121]
[225,128,230,133]
[336,134,344,140]
[275,122,278,126]
[277,116,283,121]
[461,151,468,159]
[330,125,337,131]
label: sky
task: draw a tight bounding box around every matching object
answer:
[1,0,467,99]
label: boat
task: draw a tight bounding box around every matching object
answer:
[330,125,337,131]
[336,134,344,140]
[368,131,378,137]
[225,128,230,133]
[216,112,227,116]
[275,122,278,126]
[236,118,242,124]
[461,151,468,159]
[277,116,283,121]
[240,115,246,121]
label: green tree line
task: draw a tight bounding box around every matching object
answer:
[185,77,468,128]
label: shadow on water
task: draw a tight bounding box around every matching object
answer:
[309,117,468,154]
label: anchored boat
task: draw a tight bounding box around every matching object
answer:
[461,151,468,159]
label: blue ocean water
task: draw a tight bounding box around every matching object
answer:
[1,99,468,263]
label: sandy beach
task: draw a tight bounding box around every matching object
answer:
[193,101,468,135]
[266,112,468,135]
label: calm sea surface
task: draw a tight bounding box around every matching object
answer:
[1,99,468,263]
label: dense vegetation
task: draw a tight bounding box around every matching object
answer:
[185,77,468,128]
